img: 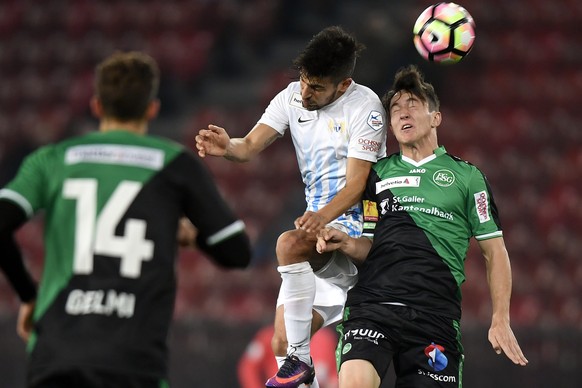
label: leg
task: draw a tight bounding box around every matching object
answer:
[266,253,324,388]
[339,360,381,388]
[273,306,326,357]
[275,229,325,363]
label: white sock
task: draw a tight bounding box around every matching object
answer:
[277,262,315,364]
[276,355,286,369]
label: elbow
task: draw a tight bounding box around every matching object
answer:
[221,246,252,269]
[204,234,252,269]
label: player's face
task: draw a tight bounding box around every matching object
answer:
[388,91,440,146]
[299,74,348,111]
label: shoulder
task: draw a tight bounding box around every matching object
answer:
[274,81,300,99]
[349,82,382,103]
[374,152,399,167]
[443,152,482,174]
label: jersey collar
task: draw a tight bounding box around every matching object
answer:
[401,145,447,167]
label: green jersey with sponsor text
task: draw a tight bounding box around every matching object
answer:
[349,146,502,320]
[1,130,244,381]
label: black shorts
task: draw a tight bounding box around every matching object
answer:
[337,303,464,387]
[28,368,168,388]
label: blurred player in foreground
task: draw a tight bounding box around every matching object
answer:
[0,51,251,388]
[196,26,386,388]
[238,324,338,388]
[317,65,528,388]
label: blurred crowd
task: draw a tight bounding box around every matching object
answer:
[0,0,581,332]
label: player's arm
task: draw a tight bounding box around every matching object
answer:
[316,227,372,265]
[195,123,280,162]
[478,237,528,366]
[0,200,36,303]
[179,154,252,268]
[0,199,37,342]
[296,157,372,233]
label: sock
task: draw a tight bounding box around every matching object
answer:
[277,262,315,364]
[275,356,286,369]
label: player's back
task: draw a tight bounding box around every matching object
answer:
[9,130,235,382]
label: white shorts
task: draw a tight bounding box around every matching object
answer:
[276,222,359,327]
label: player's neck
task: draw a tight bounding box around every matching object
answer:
[400,141,439,162]
[99,118,148,135]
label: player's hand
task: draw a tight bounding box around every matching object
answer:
[177,217,198,248]
[294,211,326,233]
[195,124,230,158]
[488,319,529,366]
[17,301,35,342]
[316,227,349,254]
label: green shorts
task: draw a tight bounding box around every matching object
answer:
[337,303,464,387]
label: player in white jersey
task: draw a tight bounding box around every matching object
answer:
[196,26,386,388]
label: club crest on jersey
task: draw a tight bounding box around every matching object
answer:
[328,120,345,134]
[376,176,421,193]
[367,110,384,131]
[432,169,455,187]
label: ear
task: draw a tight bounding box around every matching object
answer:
[338,78,352,93]
[146,99,160,120]
[431,111,442,128]
[89,96,103,118]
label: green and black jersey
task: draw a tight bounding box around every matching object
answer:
[348,146,502,320]
[0,130,250,382]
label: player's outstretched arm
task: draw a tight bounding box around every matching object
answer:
[195,123,280,162]
[478,237,528,366]
[195,124,231,158]
[316,227,372,265]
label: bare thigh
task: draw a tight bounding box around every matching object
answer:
[339,359,381,388]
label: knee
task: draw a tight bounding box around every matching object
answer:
[276,230,309,265]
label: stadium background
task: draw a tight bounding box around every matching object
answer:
[0,0,580,387]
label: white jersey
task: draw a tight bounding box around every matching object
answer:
[258,81,387,234]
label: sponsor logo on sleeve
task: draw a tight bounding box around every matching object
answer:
[363,200,378,221]
[474,190,490,223]
[358,137,381,152]
[367,110,384,131]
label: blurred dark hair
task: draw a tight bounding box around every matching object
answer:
[293,26,365,84]
[95,51,160,121]
[382,65,440,115]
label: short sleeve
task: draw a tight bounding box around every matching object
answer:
[1,146,53,217]
[466,168,503,240]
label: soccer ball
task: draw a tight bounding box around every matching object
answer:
[413,2,476,64]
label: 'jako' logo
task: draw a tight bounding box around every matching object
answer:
[432,169,455,187]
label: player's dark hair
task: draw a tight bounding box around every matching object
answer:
[95,51,160,121]
[293,26,365,84]
[382,65,440,115]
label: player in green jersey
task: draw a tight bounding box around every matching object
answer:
[316,65,528,388]
[0,51,251,388]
